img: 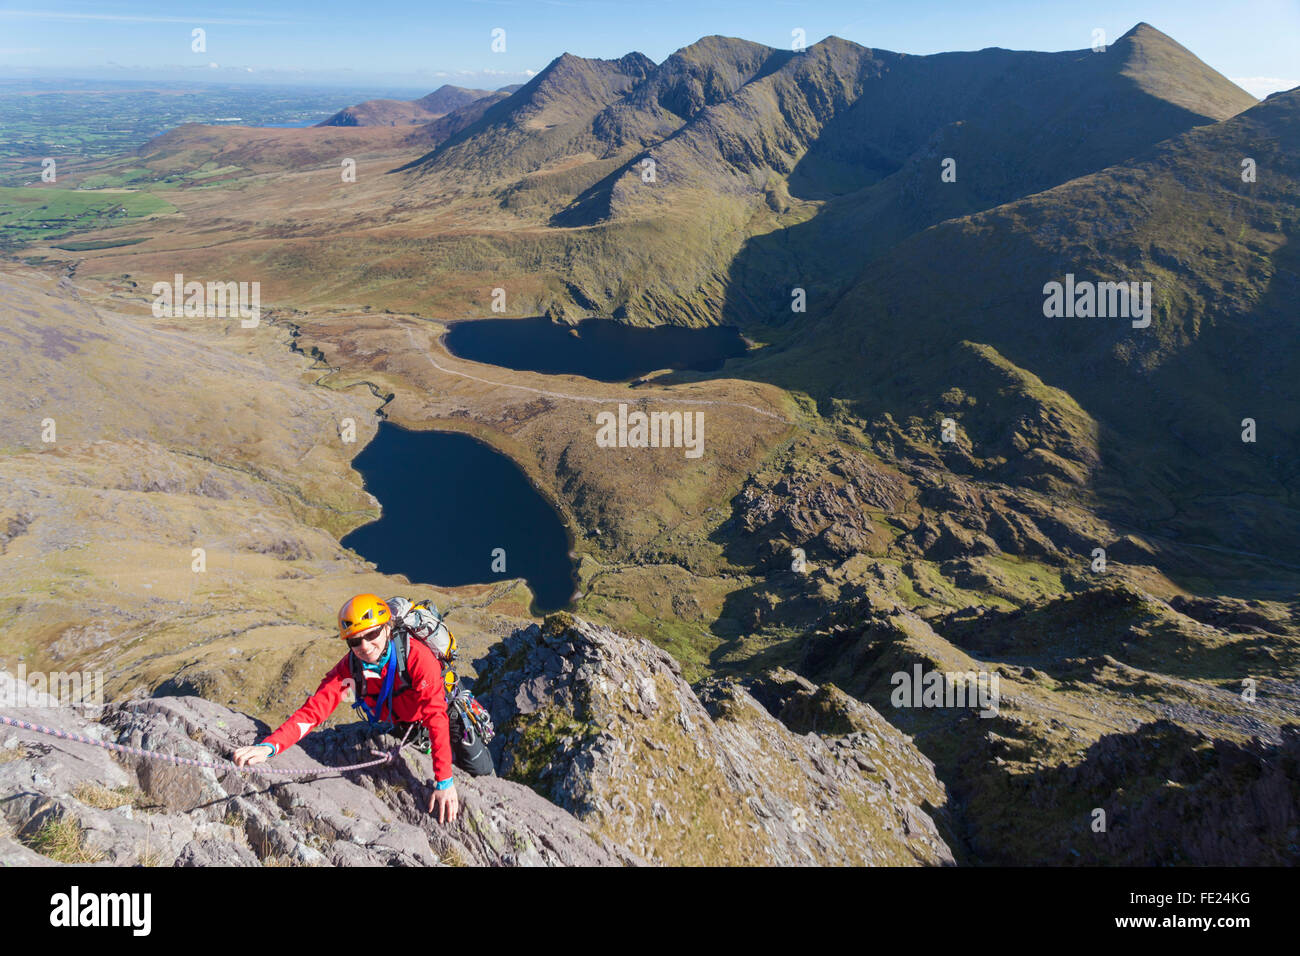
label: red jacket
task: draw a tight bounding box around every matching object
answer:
[262,638,454,781]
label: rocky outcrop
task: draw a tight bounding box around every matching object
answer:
[789,583,1300,865]
[0,669,635,867]
[1168,594,1298,637]
[725,444,1103,576]
[474,614,954,865]
[961,719,1300,866]
[728,448,908,564]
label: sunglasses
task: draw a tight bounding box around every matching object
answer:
[346,627,385,649]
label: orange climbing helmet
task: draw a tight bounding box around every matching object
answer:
[338,594,391,641]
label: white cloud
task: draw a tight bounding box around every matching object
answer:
[1230,76,1299,99]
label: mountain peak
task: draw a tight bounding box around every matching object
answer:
[1111,21,1258,116]
[412,84,495,114]
[319,84,494,127]
[670,35,774,60]
[408,46,656,175]
[529,49,655,89]
[1119,21,1165,40]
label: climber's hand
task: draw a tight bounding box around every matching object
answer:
[232,744,273,767]
[429,782,459,823]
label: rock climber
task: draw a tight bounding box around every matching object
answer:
[232,594,460,823]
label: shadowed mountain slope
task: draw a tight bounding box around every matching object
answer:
[402,90,515,147]
[561,25,1255,317]
[740,86,1300,568]
[395,24,1253,327]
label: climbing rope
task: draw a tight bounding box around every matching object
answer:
[0,713,415,778]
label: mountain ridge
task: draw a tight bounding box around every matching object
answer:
[317,83,500,127]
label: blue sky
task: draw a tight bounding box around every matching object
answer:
[1,0,1296,97]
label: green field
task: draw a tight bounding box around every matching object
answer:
[75,168,154,189]
[0,185,175,246]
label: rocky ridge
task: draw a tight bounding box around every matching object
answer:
[0,669,633,867]
[474,614,953,865]
[0,615,952,867]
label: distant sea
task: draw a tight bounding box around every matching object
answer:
[0,79,425,161]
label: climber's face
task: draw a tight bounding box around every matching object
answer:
[348,622,389,664]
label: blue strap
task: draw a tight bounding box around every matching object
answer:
[353,652,398,725]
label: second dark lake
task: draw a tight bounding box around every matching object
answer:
[443,317,748,382]
[340,423,577,614]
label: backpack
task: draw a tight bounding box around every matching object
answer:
[386,595,459,693]
[349,596,494,745]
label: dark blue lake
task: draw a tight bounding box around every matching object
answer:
[340,423,577,613]
[443,317,748,382]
